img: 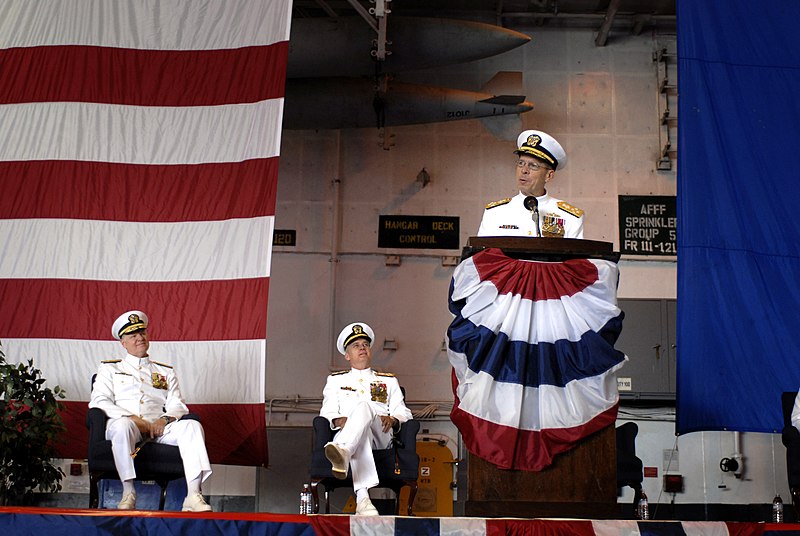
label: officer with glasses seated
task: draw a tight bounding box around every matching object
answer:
[477,129,584,238]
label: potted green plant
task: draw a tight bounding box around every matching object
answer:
[0,341,66,506]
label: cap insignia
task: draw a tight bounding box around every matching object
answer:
[526,134,541,147]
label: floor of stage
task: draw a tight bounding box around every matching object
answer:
[1,506,799,536]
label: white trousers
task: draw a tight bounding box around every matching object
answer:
[333,401,393,491]
[105,417,212,484]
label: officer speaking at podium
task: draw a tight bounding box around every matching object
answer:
[477,129,584,239]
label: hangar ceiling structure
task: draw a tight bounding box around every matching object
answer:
[284,1,677,130]
[293,1,677,46]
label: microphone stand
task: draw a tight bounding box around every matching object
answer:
[523,196,541,237]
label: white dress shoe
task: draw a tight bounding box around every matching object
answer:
[324,442,350,480]
[355,497,379,516]
[117,492,137,510]
[182,492,213,512]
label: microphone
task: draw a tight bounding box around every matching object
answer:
[523,196,541,237]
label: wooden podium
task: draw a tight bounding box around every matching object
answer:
[460,237,620,519]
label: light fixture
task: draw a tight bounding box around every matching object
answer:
[441,256,459,267]
[382,338,398,351]
[384,255,401,266]
[416,167,431,187]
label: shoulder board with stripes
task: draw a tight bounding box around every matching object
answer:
[101,359,121,364]
[374,371,395,377]
[485,198,512,209]
[330,370,348,376]
[557,201,584,218]
[152,361,173,369]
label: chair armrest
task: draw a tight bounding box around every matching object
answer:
[312,416,334,449]
[395,419,420,449]
[86,407,109,442]
[783,424,800,448]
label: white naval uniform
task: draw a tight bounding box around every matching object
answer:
[477,191,584,239]
[320,367,413,491]
[89,353,212,484]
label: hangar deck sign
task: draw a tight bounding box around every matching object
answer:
[619,195,677,256]
[378,215,460,250]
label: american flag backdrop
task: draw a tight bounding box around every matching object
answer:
[446,248,627,471]
[0,0,292,466]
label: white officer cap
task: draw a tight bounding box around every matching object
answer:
[112,310,149,340]
[515,129,567,170]
[336,322,375,355]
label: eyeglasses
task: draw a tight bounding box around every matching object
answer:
[516,159,550,171]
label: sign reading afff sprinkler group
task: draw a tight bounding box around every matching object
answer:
[618,195,677,256]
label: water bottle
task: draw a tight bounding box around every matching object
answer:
[299,483,313,514]
[772,495,784,523]
[637,490,650,520]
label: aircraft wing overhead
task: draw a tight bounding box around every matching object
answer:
[479,96,527,105]
[287,17,530,78]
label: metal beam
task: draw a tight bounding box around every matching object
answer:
[345,0,378,33]
[595,0,622,46]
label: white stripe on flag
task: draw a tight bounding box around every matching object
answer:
[0,217,274,281]
[451,365,623,430]
[452,258,621,344]
[349,516,396,536]
[592,520,643,536]
[2,338,265,404]
[0,100,283,164]
[440,517,487,536]
[0,0,292,49]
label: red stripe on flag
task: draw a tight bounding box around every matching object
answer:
[60,401,267,466]
[471,248,600,301]
[0,44,288,106]
[486,519,596,536]
[728,521,767,536]
[0,159,277,221]
[0,278,269,341]
[450,386,619,471]
[309,516,351,536]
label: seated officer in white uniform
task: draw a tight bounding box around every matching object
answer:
[477,129,584,238]
[89,310,213,512]
[320,322,413,516]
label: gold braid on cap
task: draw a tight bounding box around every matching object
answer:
[518,134,557,168]
[344,324,371,348]
[118,313,146,337]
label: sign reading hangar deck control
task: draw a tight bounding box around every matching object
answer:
[378,215,460,250]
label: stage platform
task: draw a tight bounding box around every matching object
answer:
[1,507,799,536]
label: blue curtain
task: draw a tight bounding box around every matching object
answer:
[677,0,800,433]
